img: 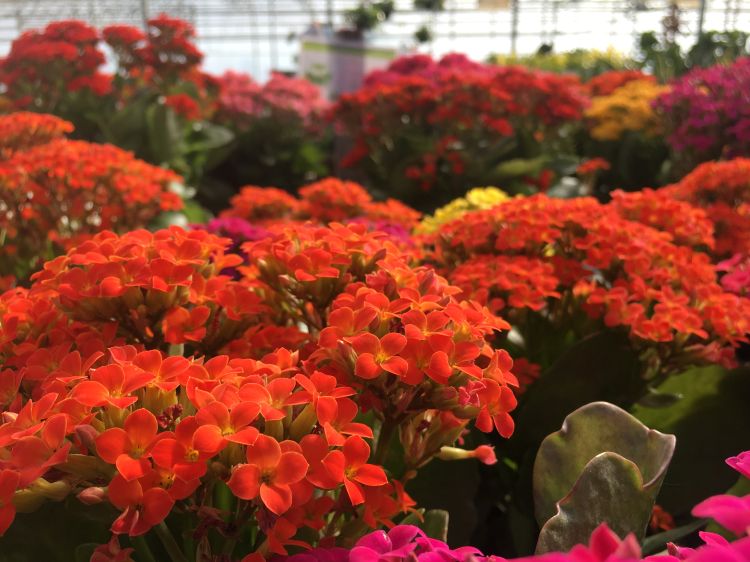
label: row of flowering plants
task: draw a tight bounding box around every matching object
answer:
[9,16,750,213]
[2,108,750,562]
[0,17,330,211]
[332,53,587,209]
[0,214,520,559]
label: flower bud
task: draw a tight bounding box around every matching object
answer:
[78,486,107,505]
[437,445,497,465]
[75,424,99,453]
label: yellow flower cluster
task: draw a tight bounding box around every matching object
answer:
[490,48,631,78]
[585,80,668,141]
[418,187,512,233]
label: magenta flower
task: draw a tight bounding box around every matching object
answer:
[727,451,750,480]
[350,525,483,562]
[673,535,750,562]
[692,494,750,537]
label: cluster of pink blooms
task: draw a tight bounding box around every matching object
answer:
[216,71,328,129]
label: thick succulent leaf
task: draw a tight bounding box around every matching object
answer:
[536,453,656,553]
[422,509,450,542]
[508,331,644,462]
[533,401,675,527]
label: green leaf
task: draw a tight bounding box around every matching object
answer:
[642,518,708,555]
[186,122,234,153]
[406,457,481,546]
[493,156,547,179]
[533,402,675,553]
[146,103,183,165]
[631,366,750,515]
[99,96,151,153]
[508,331,645,460]
[182,200,212,224]
[536,454,661,553]
[637,388,683,408]
[0,499,115,562]
[421,510,450,541]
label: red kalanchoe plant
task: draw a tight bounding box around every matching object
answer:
[609,188,716,250]
[332,54,586,209]
[0,20,111,112]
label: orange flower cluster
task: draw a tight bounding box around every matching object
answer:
[0,136,182,280]
[0,223,516,555]
[431,195,750,373]
[661,158,750,257]
[223,179,421,229]
[585,69,655,97]
[244,222,518,436]
[609,188,716,250]
[0,112,74,159]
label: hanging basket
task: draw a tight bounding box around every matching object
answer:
[477,0,512,10]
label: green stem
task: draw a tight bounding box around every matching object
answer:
[154,521,190,562]
[221,538,238,556]
[373,418,397,466]
[131,535,159,562]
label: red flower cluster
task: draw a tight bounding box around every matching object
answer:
[661,158,750,257]
[164,92,202,120]
[103,14,203,82]
[609,188,716,250]
[333,54,586,203]
[430,194,750,373]
[585,69,656,97]
[0,221,515,556]
[0,135,182,280]
[102,15,216,118]
[223,179,421,229]
[0,112,74,159]
[0,20,111,110]
[576,157,611,176]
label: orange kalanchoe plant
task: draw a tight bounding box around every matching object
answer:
[223,178,421,231]
[429,194,750,378]
[609,188,716,250]
[0,223,516,559]
[0,125,183,282]
[660,158,750,258]
[0,112,74,159]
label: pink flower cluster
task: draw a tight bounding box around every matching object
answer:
[654,57,750,169]
[216,71,327,129]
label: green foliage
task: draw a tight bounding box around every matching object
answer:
[489,48,634,81]
[637,30,750,82]
[0,499,115,562]
[414,0,445,10]
[632,366,750,515]
[345,1,396,32]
